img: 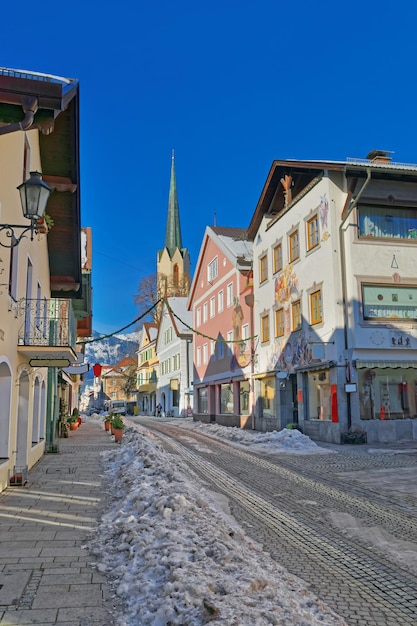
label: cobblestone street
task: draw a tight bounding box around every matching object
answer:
[134,417,417,626]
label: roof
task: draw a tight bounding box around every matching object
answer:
[0,67,82,299]
[188,225,253,307]
[247,153,417,239]
[166,297,192,335]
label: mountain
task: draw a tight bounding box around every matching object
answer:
[82,330,140,376]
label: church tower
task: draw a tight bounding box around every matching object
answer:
[157,152,191,297]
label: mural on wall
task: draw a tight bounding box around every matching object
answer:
[230,296,250,370]
[275,265,299,304]
[319,194,330,242]
[266,329,314,373]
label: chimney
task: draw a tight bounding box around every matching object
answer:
[366,150,392,164]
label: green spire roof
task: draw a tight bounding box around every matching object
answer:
[164,151,183,256]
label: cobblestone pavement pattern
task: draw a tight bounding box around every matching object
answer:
[134,417,417,626]
[0,421,119,626]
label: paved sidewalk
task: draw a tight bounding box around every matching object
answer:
[0,420,118,626]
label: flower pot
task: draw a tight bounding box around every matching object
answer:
[70,422,78,431]
[113,428,123,442]
[104,421,111,431]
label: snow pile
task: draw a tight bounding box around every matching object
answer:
[173,419,332,454]
[88,425,346,625]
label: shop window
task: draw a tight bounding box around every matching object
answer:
[239,380,250,415]
[358,367,416,420]
[220,383,233,414]
[358,205,417,240]
[260,376,275,415]
[197,387,208,414]
[362,285,417,321]
[307,371,331,420]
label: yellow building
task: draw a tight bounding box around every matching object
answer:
[0,68,89,492]
[137,323,159,414]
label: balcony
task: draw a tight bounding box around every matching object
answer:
[17,298,77,366]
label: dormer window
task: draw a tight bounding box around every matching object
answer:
[208,257,218,283]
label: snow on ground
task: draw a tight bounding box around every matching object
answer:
[86,416,346,625]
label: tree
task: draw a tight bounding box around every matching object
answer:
[120,364,137,397]
[134,273,161,324]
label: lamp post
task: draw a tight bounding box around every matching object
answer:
[0,171,52,248]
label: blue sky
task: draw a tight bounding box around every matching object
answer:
[3,0,417,333]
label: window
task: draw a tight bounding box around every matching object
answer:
[292,300,302,330]
[198,387,208,413]
[358,205,417,240]
[196,307,201,327]
[196,346,201,366]
[310,290,323,325]
[259,254,268,283]
[227,282,233,306]
[173,353,180,370]
[307,215,319,250]
[227,330,233,350]
[358,367,416,421]
[8,243,18,299]
[220,383,233,414]
[275,308,284,337]
[260,376,275,414]
[211,340,216,357]
[203,302,208,323]
[289,229,299,262]
[208,257,218,282]
[218,290,224,312]
[203,343,208,364]
[273,244,283,274]
[362,285,417,321]
[261,314,270,342]
[164,327,173,344]
[210,296,215,318]
[239,380,250,415]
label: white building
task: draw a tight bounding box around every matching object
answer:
[156,297,193,417]
[248,150,417,444]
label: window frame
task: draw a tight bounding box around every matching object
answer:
[289,229,300,263]
[307,214,320,251]
[261,313,270,343]
[275,308,284,337]
[310,289,323,325]
[207,256,218,283]
[259,254,268,283]
[273,243,283,274]
[292,299,302,330]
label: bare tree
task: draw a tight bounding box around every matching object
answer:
[134,273,161,324]
[120,364,137,397]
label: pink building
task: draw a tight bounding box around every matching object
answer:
[188,226,254,427]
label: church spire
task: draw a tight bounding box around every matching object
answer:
[164,150,183,256]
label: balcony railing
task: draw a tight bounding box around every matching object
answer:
[17,298,77,361]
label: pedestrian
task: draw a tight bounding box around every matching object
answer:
[156,403,162,417]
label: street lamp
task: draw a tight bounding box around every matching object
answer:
[0,171,52,248]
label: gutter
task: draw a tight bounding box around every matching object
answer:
[338,167,371,428]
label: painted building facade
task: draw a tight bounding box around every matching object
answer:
[0,68,88,492]
[188,226,254,427]
[248,151,417,444]
[156,297,193,417]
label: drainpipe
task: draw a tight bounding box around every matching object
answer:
[339,167,371,429]
[0,97,38,135]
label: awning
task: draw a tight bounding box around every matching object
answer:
[355,360,417,369]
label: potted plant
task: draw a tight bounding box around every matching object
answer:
[67,414,79,430]
[59,399,69,438]
[103,413,112,432]
[71,407,81,427]
[36,213,54,234]
[110,414,125,442]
